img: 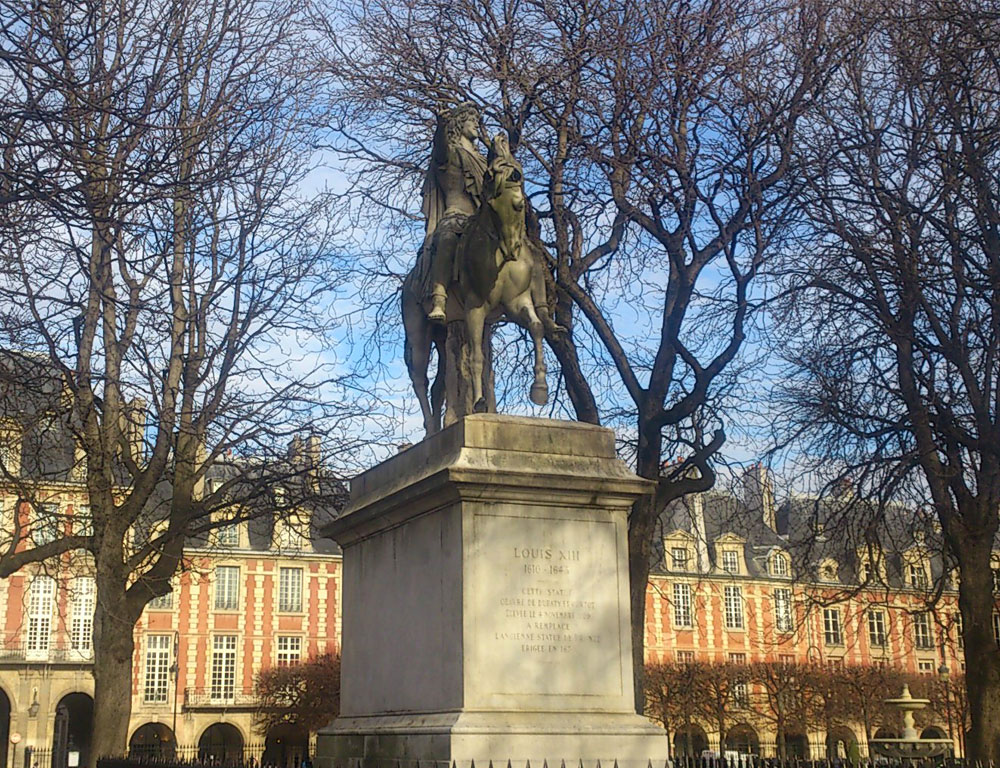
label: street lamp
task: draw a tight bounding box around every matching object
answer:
[938,656,954,755]
[27,689,39,719]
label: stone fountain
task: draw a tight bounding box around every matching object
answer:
[869,684,953,759]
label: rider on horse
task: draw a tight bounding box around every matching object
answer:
[418,102,488,324]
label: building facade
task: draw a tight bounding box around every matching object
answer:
[0,484,341,768]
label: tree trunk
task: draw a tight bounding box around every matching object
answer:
[630,417,662,711]
[90,581,139,763]
[956,530,1000,763]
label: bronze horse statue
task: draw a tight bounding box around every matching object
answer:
[401,133,552,434]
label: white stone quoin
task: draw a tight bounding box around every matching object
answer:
[316,414,668,768]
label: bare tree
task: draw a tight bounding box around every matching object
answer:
[0,0,374,758]
[773,0,1000,758]
[316,0,839,709]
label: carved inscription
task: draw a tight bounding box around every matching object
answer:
[473,512,623,697]
[496,547,599,655]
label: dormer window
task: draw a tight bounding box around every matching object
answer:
[722,550,740,574]
[770,553,789,577]
[216,522,240,548]
[859,561,871,584]
[0,420,22,477]
[671,547,690,570]
[908,563,929,589]
[819,559,839,582]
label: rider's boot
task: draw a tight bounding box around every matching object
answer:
[428,290,447,324]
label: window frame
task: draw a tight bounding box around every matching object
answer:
[724,585,744,630]
[276,635,302,667]
[867,609,888,648]
[823,607,843,646]
[722,550,740,574]
[773,587,793,633]
[672,582,693,628]
[278,566,304,613]
[143,634,173,704]
[213,565,240,611]
[209,634,238,702]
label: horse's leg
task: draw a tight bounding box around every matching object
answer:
[402,295,437,435]
[507,293,548,406]
[465,303,489,413]
[428,329,447,432]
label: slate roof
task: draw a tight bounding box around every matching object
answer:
[655,469,965,592]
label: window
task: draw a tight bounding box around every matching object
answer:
[909,563,929,589]
[0,421,22,475]
[149,589,173,610]
[676,650,695,664]
[722,550,739,574]
[671,548,690,570]
[274,517,305,550]
[74,506,93,537]
[823,608,842,646]
[993,613,1000,646]
[954,612,964,650]
[827,657,844,669]
[918,660,934,675]
[774,588,793,633]
[33,503,60,545]
[216,523,240,548]
[771,554,789,577]
[276,635,302,666]
[26,576,55,658]
[143,635,172,703]
[214,566,240,610]
[724,586,744,630]
[278,567,303,613]
[913,612,934,649]
[993,568,1000,593]
[673,583,692,627]
[821,561,838,582]
[70,577,95,653]
[779,654,795,665]
[868,609,887,648]
[728,652,746,664]
[210,635,237,701]
[732,675,749,708]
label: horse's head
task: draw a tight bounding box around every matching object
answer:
[485,133,525,213]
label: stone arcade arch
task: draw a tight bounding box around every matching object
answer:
[198,723,245,765]
[783,731,810,759]
[50,693,93,768]
[725,724,760,755]
[0,686,9,768]
[673,723,709,759]
[262,724,309,768]
[129,723,177,759]
[828,725,859,760]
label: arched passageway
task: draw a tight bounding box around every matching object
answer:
[783,731,810,760]
[129,723,177,760]
[828,725,859,760]
[673,723,709,759]
[50,693,93,768]
[262,724,309,768]
[0,687,9,768]
[198,723,244,765]
[726,724,760,755]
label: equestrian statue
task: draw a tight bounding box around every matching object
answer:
[402,103,558,436]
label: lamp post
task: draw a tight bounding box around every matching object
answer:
[938,649,954,756]
[171,631,180,754]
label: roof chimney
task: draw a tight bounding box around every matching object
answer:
[743,463,776,531]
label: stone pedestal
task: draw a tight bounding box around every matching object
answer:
[316,415,667,768]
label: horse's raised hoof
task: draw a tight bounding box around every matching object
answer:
[473,398,488,413]
[530,381,548,406]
